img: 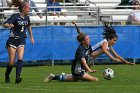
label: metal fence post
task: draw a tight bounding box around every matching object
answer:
[97,6,100,25]
[45,0,48,26]
[133,58,136,64]
[52,60,54,66]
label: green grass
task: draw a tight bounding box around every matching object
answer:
[0,65,140,93]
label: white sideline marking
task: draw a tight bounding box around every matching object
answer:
[0,86,48,91]
[29,85,139,88]
[0,85,139,92]
[0,86,94,93]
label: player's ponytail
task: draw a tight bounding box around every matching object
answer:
[72,21,87,43]
[103,22,118,40]
[7,0,28,12]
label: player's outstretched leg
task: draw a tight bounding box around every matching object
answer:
[44,73,75,83]
[81,73,99,81]
[44,72,99,82]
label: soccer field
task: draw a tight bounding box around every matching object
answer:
[0,65,139,93]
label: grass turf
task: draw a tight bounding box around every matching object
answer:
[0,65,140,93]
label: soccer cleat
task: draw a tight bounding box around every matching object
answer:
[44,73,55,83]
[5,74,10,83]
[5,77,10,83]
[15,78,22,84]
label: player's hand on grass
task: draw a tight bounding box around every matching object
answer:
[126,62,135,65]
[90,69,97,73]
[91,70,96,73]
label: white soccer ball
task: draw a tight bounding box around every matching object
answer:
[103,68,114,80]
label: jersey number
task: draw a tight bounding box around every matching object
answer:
[21,26,24,32]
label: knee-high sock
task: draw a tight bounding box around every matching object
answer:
[52,75,60,80]
[16,60,23,78]
[52,75,65,81]
[5,64,13,78]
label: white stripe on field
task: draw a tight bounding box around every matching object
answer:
[0,86,94,93]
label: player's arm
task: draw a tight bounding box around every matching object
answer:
[27,25,34,45]
[101,42,120,62]
[130,15,138,22]
[4,23,14,28]
[79,49,94,73]
[130,13,140,22]
[81,58,94,73]
[110,47,135,65]
[3,14,15,28]
[27,16,34,45]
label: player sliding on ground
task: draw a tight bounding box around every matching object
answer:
[44,22,99,82]
[44,22,134,83]
[89,22,134,66]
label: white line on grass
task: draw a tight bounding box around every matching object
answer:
[0,85,139,93]
[0,86,94,93]
[28,85,140,88]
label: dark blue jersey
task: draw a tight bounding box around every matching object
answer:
[71,44,93,75]
[5,13,30,38]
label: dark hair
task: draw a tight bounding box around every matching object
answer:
[77,32,86,43]
[9,0,28,12]
[132,1,140,9]
[102,22,118,40]
[133,0,140,5]
[72,21,87,43]
[75,26,87,43]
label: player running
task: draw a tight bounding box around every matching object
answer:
[4,0,34,84]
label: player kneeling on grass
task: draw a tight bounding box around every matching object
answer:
[44,22,99,82]
[89,22,134,66]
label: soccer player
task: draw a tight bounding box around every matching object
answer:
[4,0,34,84]
[44,22,99,82]
[89,22,134,66]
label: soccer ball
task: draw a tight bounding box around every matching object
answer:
[103,68,114,80]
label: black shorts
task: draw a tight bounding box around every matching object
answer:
[6,37,26,49]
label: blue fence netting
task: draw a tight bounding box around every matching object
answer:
[0,26,140,62]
